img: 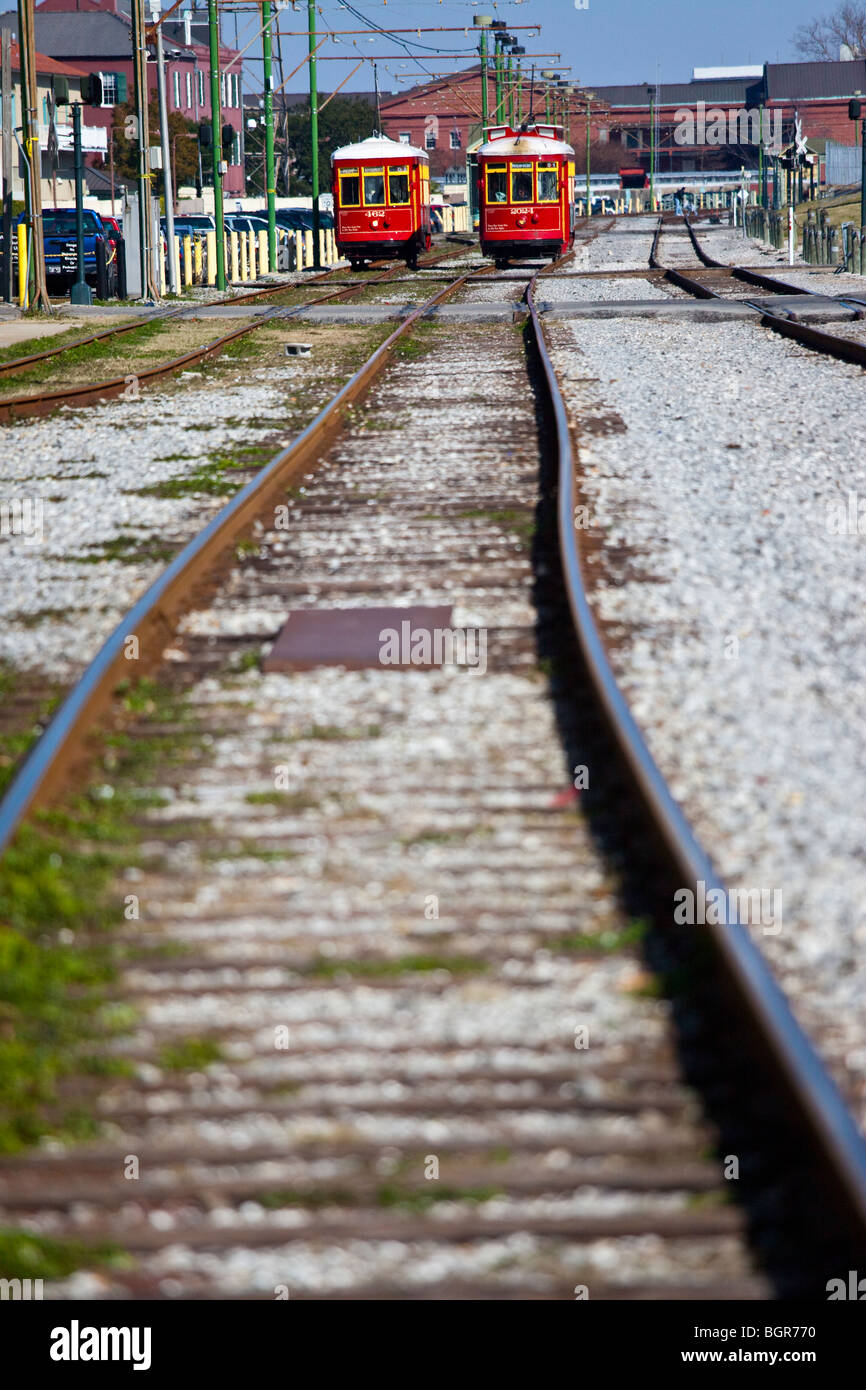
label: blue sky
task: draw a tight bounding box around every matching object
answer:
[222,0,837,96]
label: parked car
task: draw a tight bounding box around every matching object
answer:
[22,207,116,293]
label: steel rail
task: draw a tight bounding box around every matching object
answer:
[524,264,866,1240]
[657,217,866,371]
[0,266,488,844]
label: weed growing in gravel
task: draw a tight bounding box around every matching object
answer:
[0,666,61,796]
[67,534,180,566]
[304,953,487,979]
[157,1038,225,1071]
[0,1228,127,1281]
[0,676,201,1155]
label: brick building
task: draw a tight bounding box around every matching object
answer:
[0,41,95,202]
[0,0,246,193]
[382,59,866,184]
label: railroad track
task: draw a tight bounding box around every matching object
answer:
[1,249,864,1298]
[651,216,866,367]
[0,243,474,421]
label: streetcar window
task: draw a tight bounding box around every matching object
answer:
[363,168,386,206]
[486,166,508,203]
[338,169,360,207]
[538,165,559,202]
[511,163,534,203]
[388,167,411,205]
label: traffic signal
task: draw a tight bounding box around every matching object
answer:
[850,98,862,121]
[198,122,212,148]
[80,73,103,105]
[221,123,235,159]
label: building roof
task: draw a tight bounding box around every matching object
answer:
[1,4,239,61]
[762,59,866,100]
[6,36,89,77]
[591,79,753,108]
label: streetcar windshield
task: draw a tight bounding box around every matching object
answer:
[511,164,534,203]
[363,169,386,205]
[338,169,360,207]
[388,168,410,205]
[486,167,508,203]
[537,166,559,202]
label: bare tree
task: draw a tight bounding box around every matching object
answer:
[794,2,866,59]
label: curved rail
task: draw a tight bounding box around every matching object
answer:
[0,266,486,841]
[525,266,866,1240]
[655,216,866,370]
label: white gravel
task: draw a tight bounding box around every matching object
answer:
[548,264,866,1124]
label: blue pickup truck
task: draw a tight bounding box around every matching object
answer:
[19,207,118,293]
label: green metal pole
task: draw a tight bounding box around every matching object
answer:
[507,53,514,126]
[480,28,488,134]
[70,102,91,304]
[308,0,321,268]
[861,116,866,230]
[586,98,591,216]
[515,60,522,125]
[207,0,226,289]
[495,40,502,123]
[758,103,765,210]
[545,84,551,122]
[262,0,276,268]
[650,91,656,209]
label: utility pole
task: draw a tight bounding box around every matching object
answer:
[477,20,490,135]
[507,51,514,126]
[70,103,91,304]
[758,103,766,211]
[152,5,177,293]
[130,0,154,298]
[1,29,12,303]
[261,0,276,268]
[307,0,321,269]
[648,83,656,210]
[585,91,594,216]
[16,0,49,308]
[207,0,226,288]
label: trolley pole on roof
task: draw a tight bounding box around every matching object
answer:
[307,0,321,269]
[207,0,226,289]
[261,0,276,268]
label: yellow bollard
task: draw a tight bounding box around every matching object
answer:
[329,228,337,263]
[171,236,181,293]
[17,223,27,307]
[230,230,240,282]
[183,234,192,288]
[240,230,248,281]
[318,229,327,266]
[258,229,269,276]
[304,229,313,267]
[295,230,303,270]
[206,230,216,285]
[160,243,166,296]
[249,231,257,280]
[194,235,202,283]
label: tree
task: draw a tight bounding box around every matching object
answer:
[106,98,201,200]
[794,2,866,59]
[280,95,376,196]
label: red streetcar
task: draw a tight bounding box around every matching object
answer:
[477,123,576,267]
[331,135,432,270]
